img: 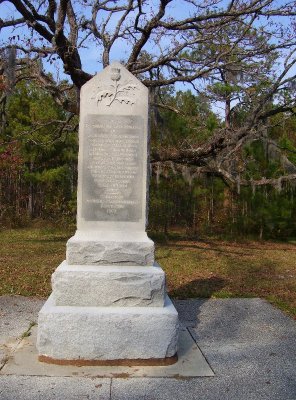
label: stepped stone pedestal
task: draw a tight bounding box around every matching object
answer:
[66,231,154,266]
[37,62,179,365]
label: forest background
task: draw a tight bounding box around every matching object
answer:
[1,80,296,240]
[1,0,296,240]
[1,0,296,317]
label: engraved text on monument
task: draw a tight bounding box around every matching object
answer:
[82,115,144,222]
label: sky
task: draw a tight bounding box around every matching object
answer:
[1,0,295,118]
[0,0,203,102]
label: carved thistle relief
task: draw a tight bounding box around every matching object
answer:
[92,68,139,107]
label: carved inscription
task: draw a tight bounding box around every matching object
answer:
[82,115,144,221]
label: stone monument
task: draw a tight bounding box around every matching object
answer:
[37,62,179,365]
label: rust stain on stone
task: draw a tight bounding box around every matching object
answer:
[38,354,178,367]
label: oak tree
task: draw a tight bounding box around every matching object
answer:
[1,0,296,188]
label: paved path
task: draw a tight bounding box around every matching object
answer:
[0,296,295,399]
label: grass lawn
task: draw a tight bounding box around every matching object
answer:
[0,228,295,318]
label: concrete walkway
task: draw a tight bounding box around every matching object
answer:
[0,296,295,399]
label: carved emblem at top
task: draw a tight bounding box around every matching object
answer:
[92,68,139,107]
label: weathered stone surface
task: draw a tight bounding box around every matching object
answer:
[37,295,179,361]
[52,261,165,307]
[37,62,179,363]
[66,231,154,266]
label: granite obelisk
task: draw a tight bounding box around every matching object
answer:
[37,62,179,365]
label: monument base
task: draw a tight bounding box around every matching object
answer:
[66,231,155,266]
[37,295,179,363]
[52,261,165,307]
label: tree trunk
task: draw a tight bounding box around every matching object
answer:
[27,161,34,219]
[225,97,231,129]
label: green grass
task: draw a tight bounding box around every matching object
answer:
[0,228,73,298]
[157,238,296,318]
[21,321,37,338]
[0,228,296,318]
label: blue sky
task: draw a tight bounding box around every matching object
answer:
[0,0,202,97]
[1,0,295,118]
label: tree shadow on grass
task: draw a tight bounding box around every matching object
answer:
[170,276,227,299]
[23,235,69,243]
[166,239,296,253]
[166,242,248,256]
